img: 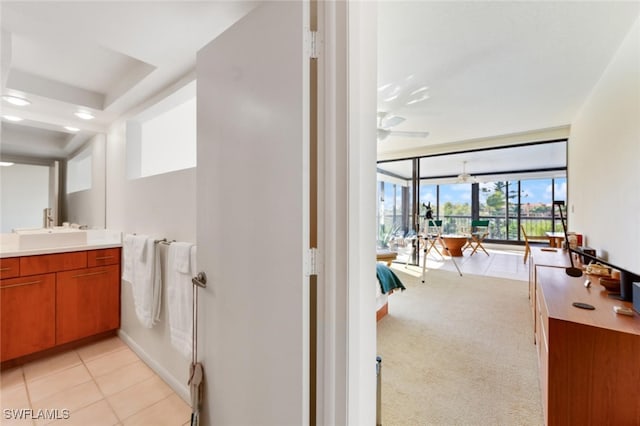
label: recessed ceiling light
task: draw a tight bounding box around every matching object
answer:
[2,95,31,106]
[3,115,24,122]
[74,111,95,120]
[0,161,15,167]
[64,126,80,132]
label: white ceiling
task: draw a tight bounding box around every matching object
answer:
[1,1,256,158]
[1,1,639,166]
[376,1,640,158]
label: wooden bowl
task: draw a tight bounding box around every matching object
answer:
[599,277,621,292]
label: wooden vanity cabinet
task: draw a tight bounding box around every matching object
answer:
[56,264,120,345]
[0,247,121,363]
[0,273,56,361]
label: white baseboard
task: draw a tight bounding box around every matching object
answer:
[117,330,191,403]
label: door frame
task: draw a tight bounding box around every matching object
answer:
[317,2,378,424]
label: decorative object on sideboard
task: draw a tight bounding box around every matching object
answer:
[599,277,621,292]
[553,201,582,277]
[553,201,640,300]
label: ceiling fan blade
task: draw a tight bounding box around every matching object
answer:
[380,114,406,129]
[377,129,391,141]
[388,130,429,138]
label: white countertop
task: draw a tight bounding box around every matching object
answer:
[0,229,122,258]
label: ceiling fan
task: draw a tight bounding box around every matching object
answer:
[456,161,479,183]
[377,112,429,141]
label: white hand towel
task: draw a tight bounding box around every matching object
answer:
[151,243,162,325]
[122,234,136,283]
[131,236,161,328]
[175,244,191,274]
[167,242,195,358]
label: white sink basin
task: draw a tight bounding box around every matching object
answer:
[14,227,87,250]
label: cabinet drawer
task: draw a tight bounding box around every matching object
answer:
[20,251,87,276]
[0,258,20,279]
[87,248,121,267]
[1,273,56,361]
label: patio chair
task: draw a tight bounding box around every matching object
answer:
[420,219,462,283]
[464,220,490,256]
[520,225,549,264]
[424,220,444,258]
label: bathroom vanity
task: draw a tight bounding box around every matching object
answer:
[0,230,122,364]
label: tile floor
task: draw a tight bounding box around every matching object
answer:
[0,336,191,426]
[398,243,530,282]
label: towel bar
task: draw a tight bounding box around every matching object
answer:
[154,238,175,245]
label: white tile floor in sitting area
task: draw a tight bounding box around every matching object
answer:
[399,243,530,282]
[0,337,191,426]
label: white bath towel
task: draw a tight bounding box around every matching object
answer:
[134,235,148,262]
[129,236,162,328]
[122,233,136,283]
[167,242,196,358]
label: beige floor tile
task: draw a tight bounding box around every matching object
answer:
[76,337,127,363]
[0,381,30,410]
[84,347,138,378]
[22,351,82,383]
[26,364,92,404]
[107,375,174,421]
[94,360,155,396]
[1,367,25,390]
[31,380,102,425]
[46,400,118,426]
[122,394,191,426]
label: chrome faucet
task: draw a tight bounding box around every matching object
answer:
[43,207,54,229]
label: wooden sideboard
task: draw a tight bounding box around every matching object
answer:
[528,248,571,343]
[532,262,640,425]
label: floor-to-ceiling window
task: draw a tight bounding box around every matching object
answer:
[439,183,471,234]
[377,140,568,264]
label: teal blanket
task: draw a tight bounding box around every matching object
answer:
[376,264,406,294]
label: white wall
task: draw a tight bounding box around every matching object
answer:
[569,15,640,274]
[105,84,197,400]
[65,134,106,229]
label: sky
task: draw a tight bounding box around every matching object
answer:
[416,178,567,205]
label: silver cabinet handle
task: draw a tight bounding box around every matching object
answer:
[72,270,109,279]
[1,280,42,289]
[94,256,114,261]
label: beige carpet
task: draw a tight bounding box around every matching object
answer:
[377,265,544,426]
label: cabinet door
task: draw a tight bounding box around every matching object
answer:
[56,265,120,345]
[1,273,56,361]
